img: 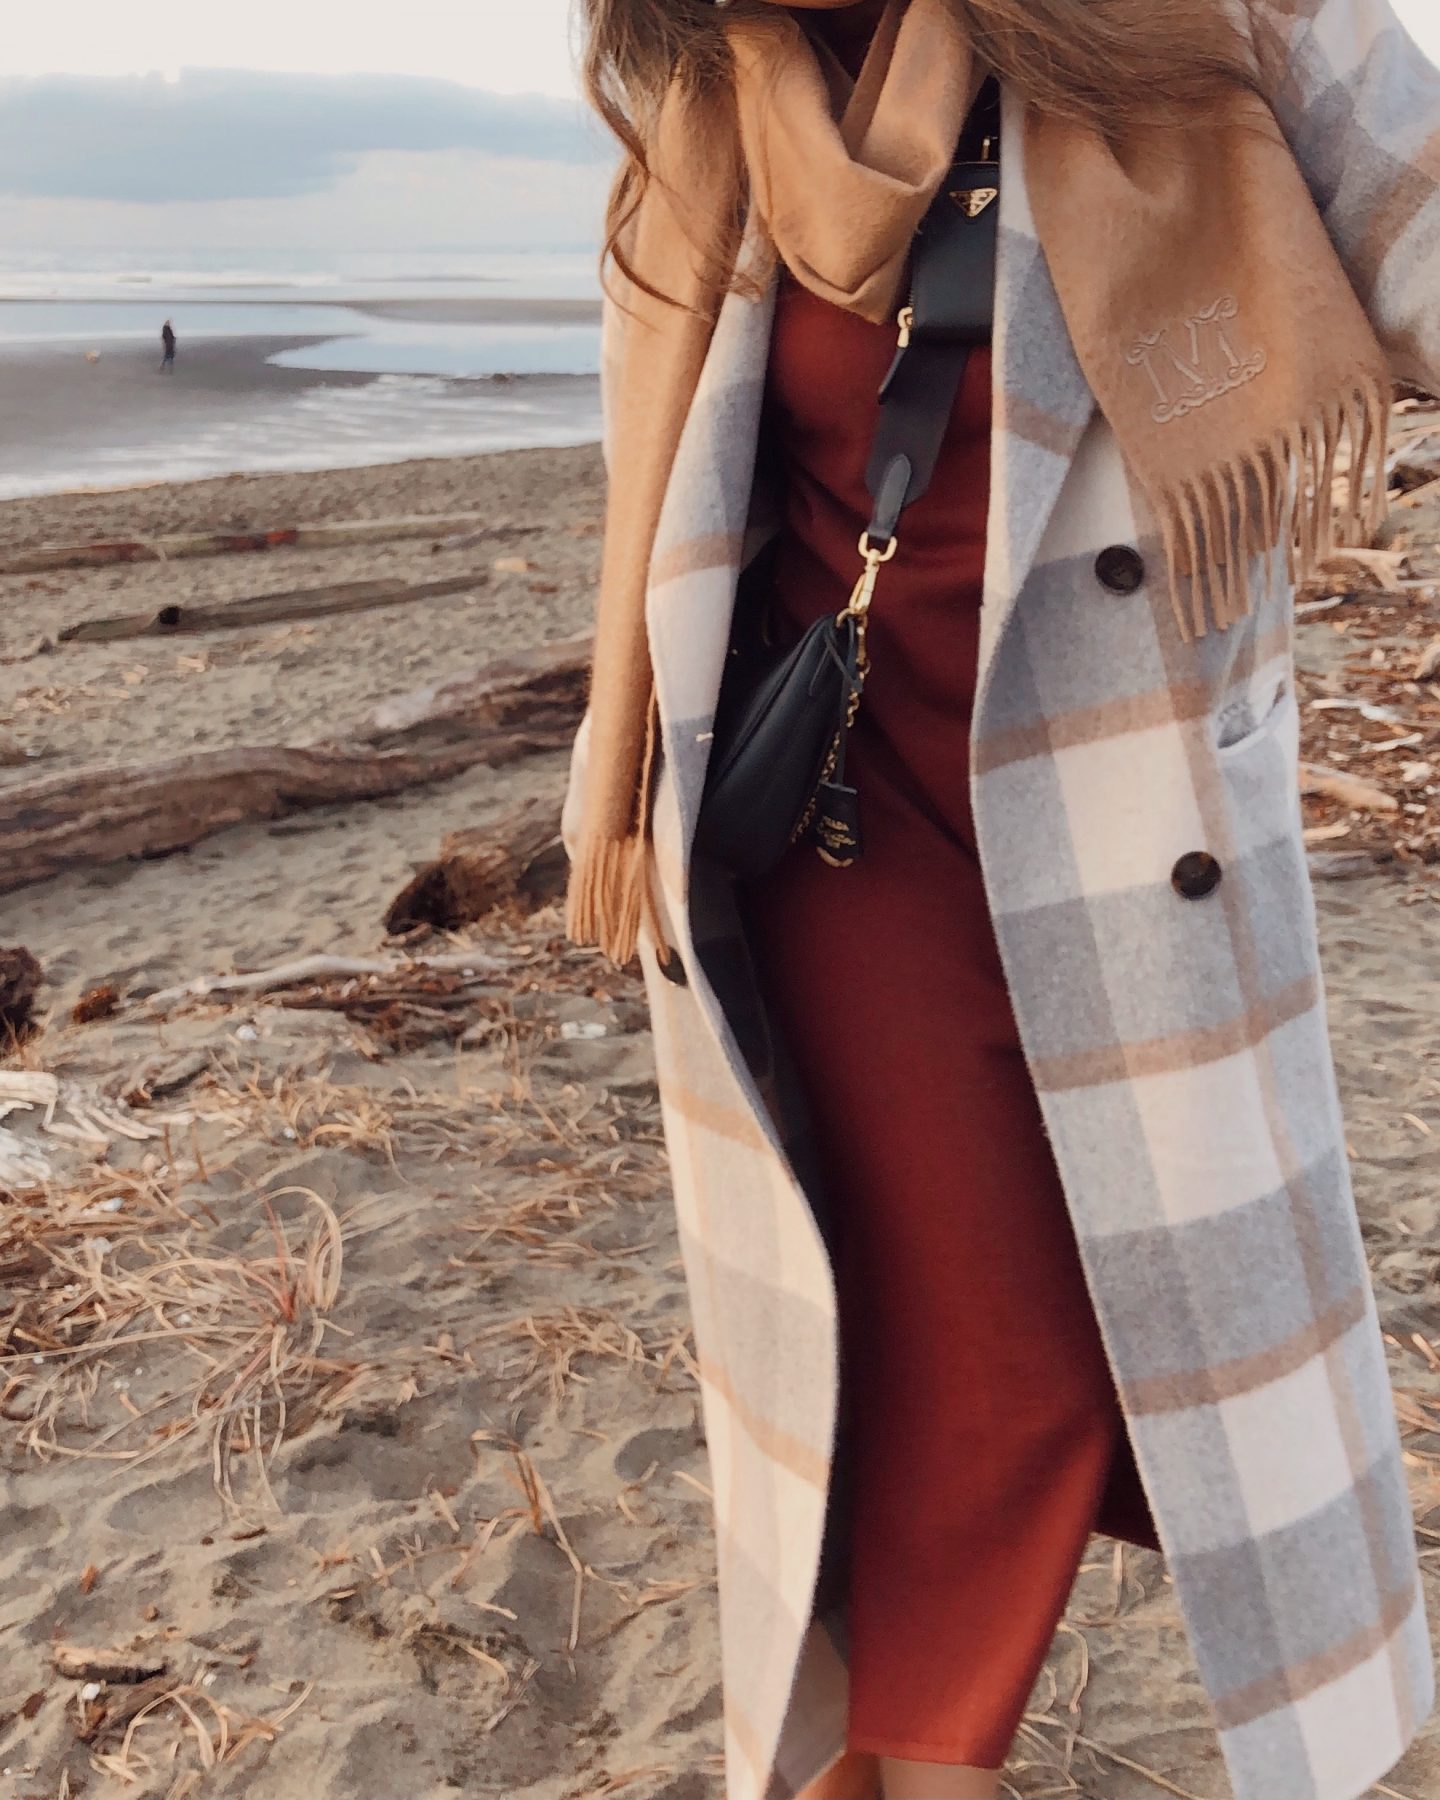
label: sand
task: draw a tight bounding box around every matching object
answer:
[0,446,1437,1800]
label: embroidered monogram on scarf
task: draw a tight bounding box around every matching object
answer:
[1127,299,1270,426]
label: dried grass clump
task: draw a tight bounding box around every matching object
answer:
[469,1090,667,1230]
[1002,1622,1207,1799]
[474,1306,695,1405]
[2,1175,368,1509]
[79,1671,312,1795]
[207,1062,400,1168]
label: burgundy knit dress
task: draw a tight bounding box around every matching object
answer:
[740,267,1159,1767]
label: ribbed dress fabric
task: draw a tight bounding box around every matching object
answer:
[740,269,1160,1767]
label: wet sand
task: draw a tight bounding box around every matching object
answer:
[2,335,371,450]
[0,337,600,500]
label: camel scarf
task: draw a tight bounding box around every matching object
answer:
[567,0,1391,965]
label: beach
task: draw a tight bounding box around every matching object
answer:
[0,329,601,502]
[0,441,1438,1800]
[0,259,605,499]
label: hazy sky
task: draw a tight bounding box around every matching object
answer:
[4,0,1435,86]
[0,66,607,253]
[1,2,1436,257]
[6,2,582,94]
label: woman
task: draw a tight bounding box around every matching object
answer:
[564,3,1440,1798]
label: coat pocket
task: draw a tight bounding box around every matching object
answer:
[1214,670,1295,760]
[1215,677,1304,861]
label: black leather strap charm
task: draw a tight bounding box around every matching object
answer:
[866,449,916,547]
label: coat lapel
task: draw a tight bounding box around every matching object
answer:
[975,85,1096,691]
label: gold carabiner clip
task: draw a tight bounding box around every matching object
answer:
[841,530,899,622]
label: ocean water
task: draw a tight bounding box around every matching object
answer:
[0,246,600,299]
[0,374,604,501]
[0,246,603,375]
[0,247,604,497]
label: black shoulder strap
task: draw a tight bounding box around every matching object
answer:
[863,77,1001,546]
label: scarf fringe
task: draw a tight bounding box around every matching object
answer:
[566,832,646,967]
[566,690,666,967]
[1157,379,1391,643]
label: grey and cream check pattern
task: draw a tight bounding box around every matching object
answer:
[564,2,1440,1794]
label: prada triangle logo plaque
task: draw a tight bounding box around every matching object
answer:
[949,186,998,219]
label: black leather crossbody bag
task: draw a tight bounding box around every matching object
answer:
[696,80,1001,882]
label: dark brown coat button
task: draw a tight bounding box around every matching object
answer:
[1096,546,1146,594]
[658,948,689,986]
[1172,851,1223,899]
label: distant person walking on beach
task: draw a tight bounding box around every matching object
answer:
[565,2,1440,1799]
[160,320,176,373]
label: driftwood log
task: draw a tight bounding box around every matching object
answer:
[53,1646,167,1684]
[0,514,540,578]
[0,947,42,1041]
[385,798,567,934]
[58,572,489,644]
[0,746,484,892]
[364,633,588,750]
[0,636,591,894]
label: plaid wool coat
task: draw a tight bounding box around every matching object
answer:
[564,1,1440,1795]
